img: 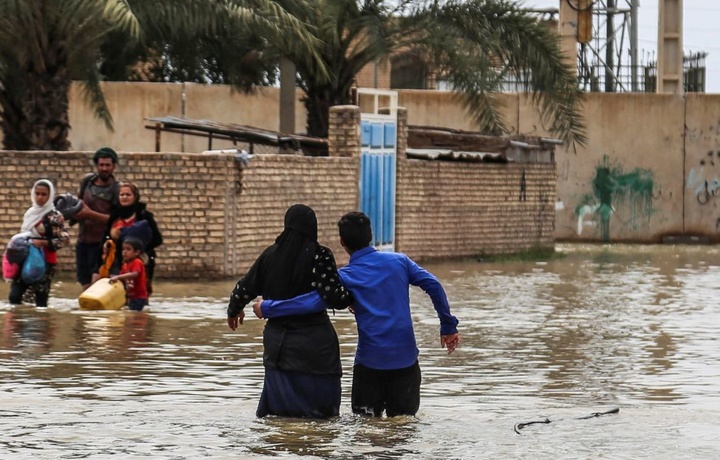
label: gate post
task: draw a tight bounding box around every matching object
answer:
[357,89,398,251]
[328,105,361,158]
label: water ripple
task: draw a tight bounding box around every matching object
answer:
[0,244,719,458]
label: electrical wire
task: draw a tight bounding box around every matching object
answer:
[565,0,596,12]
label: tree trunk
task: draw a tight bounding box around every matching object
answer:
[303,90,331,138]
[26,68,72,150]
[1,66,72,151]
[279,57,296,134]
[0,78,28,150]
[302,81,355,139]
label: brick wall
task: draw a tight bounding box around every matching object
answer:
[396,160,556,259]
[232,155,359,271]
[390,105,555,260]
[1,113,555,279]
[0,150,358,279]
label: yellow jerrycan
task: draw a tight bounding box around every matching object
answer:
[78,278,127,310]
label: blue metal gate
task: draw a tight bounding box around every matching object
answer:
[358,89,397,251]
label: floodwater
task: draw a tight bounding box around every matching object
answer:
[1,244,719,459]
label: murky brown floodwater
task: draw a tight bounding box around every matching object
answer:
[1,244,719,459]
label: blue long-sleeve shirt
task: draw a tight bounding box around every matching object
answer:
[262,246,459,370]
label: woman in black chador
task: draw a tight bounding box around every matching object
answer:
[226,204,352,418]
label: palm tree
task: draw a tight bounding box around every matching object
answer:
[276,0,586,146]
[100,28,279,88]
[0,0,323,150]
[0,1,139,150]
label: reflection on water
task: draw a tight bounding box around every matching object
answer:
[1,244,719,458]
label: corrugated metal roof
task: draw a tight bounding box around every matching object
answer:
[406,125,558,163]
[144,116,558,162]
[144,116,327,155]
[406,148,507,162]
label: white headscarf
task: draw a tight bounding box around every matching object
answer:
[21,179,56,235]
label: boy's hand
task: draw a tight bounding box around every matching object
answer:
[441,333,460,354]
[252,298,264,319]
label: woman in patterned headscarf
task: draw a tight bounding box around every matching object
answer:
[9,179,69,307]
[227,204,353,418]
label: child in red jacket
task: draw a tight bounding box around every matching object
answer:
[109,237,148,311]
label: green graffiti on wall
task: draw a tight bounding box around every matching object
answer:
[575,155,656,242]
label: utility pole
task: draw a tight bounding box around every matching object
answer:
[573,1,637,92]
[279,57,296,134]
[605,0,615,92]
[545,1,691,93]
[630,0,639,91]
[657,0,684,93]
[558,0,581,67]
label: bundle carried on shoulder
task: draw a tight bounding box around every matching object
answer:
[53,193,84,221]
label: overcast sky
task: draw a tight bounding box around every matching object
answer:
[523,0,720,92]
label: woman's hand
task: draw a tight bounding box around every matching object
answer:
[227,311,246,330]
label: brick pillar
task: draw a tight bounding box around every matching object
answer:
[328,105,361,158]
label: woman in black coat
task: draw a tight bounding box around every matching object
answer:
[226,204,353,418]
[96,181,162,293]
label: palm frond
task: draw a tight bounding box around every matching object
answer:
[422,0,586,146]
[79,70,114,132]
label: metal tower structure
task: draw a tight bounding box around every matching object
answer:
[526,1,641,92]
[551,0,697,93]
[573,0,640,93]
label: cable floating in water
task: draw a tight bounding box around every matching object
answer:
[514,407,619,434]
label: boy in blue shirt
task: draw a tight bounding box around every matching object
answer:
[256,211,460,417]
